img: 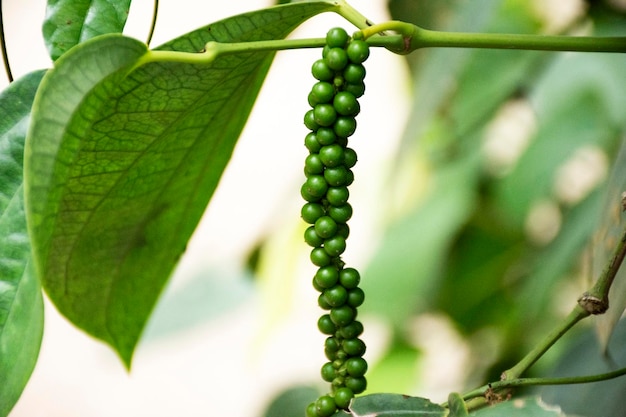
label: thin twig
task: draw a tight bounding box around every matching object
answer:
[0,0,13,83]
[146,0,159,46]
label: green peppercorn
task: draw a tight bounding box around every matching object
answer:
[324,166,350,187]
[334,387,354,409]
[340,320,364,339]
[311,247,331,267]
[314,104,337,127]
[305,132,321,153]
[343,148,357,168]
[304,109,319,130]
[319,144,345,168]
[345,376,367,394]
[347,287,365,307]
[328,203,353,224]
[342,337,366,357]
[316,127,336,146]
[324,285,348,307]
[330,305,356,327]
[339,267,360,289]
[343,63,366,84]
[318,314,337,335]
[347,39,370,63]
[316,395,337,417]
[324,235,347,257]
[315,265,339,288]
[304,154,324,175]
[346,357,368,377]
[321,362,337,382]
[333,91,360,117]
[326,27,350,48]
[312,59,334,81]
[315,216,338,239]
[301,202,325,224]
[304,226,324,247]
[326,47,349,71]
[311,81,335,104]
[326,186,350,206]
[334,116,357,138]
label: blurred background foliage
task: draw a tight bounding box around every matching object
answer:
[256,0,626,415]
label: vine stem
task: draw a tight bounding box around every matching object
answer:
[146,0,159,46]
[502,305,589,381]
[455,365,626,407]
[0,0,13,83]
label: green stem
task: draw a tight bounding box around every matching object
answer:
[502,305,589,381]
[413,27,626,53]
[0,0,13,83]
[146,0,159,46]
[579,221,626,314]
[334,0,376,30]
[460,365,626,404]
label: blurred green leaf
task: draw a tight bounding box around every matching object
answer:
[448,393,469,417]
[25,1,339,367]
[469,397,578,417]
[0,70,46,417]
[366,339,421,394]
[362,154,479,325]
[539,319,626,417]
[43,0,132,61]
[263,385,320,417]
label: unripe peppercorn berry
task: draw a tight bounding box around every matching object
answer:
[321,362,337,382]
[334,116,357,138]
[311,247,331,266]
[347,39,370,63]
[315,265,339,288]
[315,216,338,239]
[343,63,366,83]
[324,235,347,257]
[316,395,337,417]
[326,27,350,48]
[345,376,367,394]
[326,186,350,206]
[319,144,345,168]
[347,287,365,307]
[312,59,334,81]
[342,337,366,357]
[304,154,324,175]
[304,226,324,247]
[346,357,368,377]
[330,305,356,326]
[326,47,349,71]
[333,91,360,116]
[301,202,325,224]
[324,285,348,307]
[329,203,353,224]
[343,148,357,168]
[318,314,337,335]
[340,320,364,339]
[305,132,321,153]
[339,267,360,288]
[314,104,337,127]
[324,166,350,187]
[316,127,336,145]
[311,81,335,104]
[334,387,354,409]
[304,109,319,130]
[304,175,328,198]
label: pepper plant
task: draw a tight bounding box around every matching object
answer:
[1,0,626,416]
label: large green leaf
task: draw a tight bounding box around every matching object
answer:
[25,1,339,367]
[0,70,46,417]
[334,393,447,417]
[469,397,578,417]
[43,0,132,61]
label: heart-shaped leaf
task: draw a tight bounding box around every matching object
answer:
[0,70,46,417]
[43,0,132,60]
[25,1,339,368]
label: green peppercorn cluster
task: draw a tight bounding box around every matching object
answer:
[301,27,370,417]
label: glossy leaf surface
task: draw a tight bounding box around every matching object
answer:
[469,397,576,417]
[43,0,132,61]
[0,70,46,417]
[334,393,447,417]
[26,1,338,367]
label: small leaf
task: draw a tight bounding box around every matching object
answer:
[468,397,578,417]
[43,0,132,60]
[348,393,447,417]
[26,1,339,367]
[448,393,469,417]
[0,70,46,417]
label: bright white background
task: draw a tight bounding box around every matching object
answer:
[3,1,410,416]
